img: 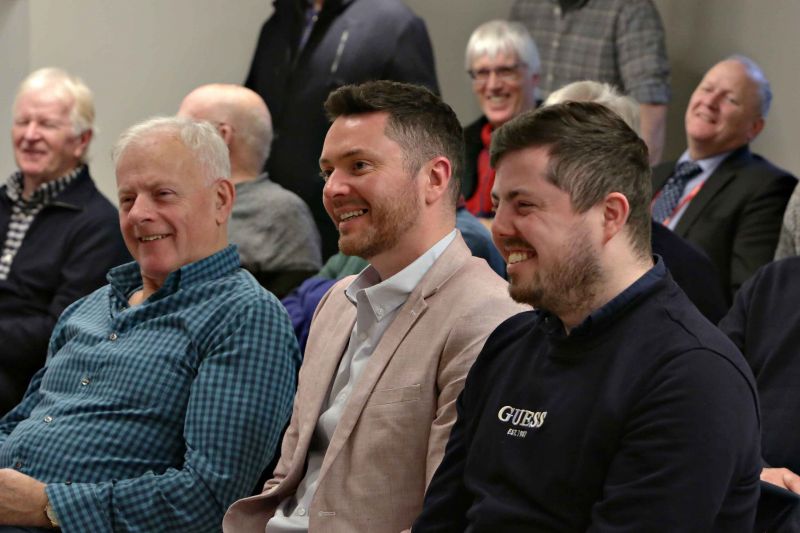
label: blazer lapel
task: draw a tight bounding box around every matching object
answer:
[674,147,750,237]
[315,234,471,483]
[291,290,356,477]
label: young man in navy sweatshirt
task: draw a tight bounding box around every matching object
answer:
[413,102,761,532]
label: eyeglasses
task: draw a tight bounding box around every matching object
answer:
[468,63,525,84]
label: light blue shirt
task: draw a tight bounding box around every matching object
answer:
[666,150,733,229]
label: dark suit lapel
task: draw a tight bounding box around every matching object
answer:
[315,234,471,484]
[674,147,751,237]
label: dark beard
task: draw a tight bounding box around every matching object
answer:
[509,232,603,320]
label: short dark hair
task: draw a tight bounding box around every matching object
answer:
[324,80,464,205]
[491,101,652,258]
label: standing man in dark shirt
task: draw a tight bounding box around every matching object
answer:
[414,102,761,531]
[0,68,129,414]
[245,0,439,259]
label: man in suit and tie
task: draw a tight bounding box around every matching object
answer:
[222,80,524,533]
[651,55,796,303]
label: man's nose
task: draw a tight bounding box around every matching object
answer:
[323,170,349,198]
[23,122,41,140]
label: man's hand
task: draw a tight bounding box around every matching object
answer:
[762,467,800,494]
[0,468,50,527]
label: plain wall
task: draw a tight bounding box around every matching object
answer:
[1,0,797,203]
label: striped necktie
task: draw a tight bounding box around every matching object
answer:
[652,161,703,224]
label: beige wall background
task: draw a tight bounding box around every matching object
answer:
[0,0,797,204]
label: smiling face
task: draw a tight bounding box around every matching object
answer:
[12,87,89,191]
[685,60,765,160]
[116,133,231,295]
[320,112,423,271]
[491,146,604,315]
[471,51,537,128]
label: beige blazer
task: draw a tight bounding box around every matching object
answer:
[223,235,525,532]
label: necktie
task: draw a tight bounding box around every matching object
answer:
[652,161,703,224]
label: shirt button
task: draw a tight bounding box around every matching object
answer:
[43,415,53,423]
[358,332,367,341]
[80,376,91,386]
[108,332,118,341]
[297,507,306,516]
[13,461,22,469]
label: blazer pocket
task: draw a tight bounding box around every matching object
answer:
[366,384,421,407]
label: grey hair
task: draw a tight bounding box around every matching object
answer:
[15,67,95,162]
[544,81,641,135]
[726,54,772,118]
[113,116,230,183]
[465,19,541,75]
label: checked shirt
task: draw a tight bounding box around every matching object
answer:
[0,245,300,532]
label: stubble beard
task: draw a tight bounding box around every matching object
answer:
[508,230,603,320]
[338,181,421,260]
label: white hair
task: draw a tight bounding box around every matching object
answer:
[15,67,95,162]
[113,116,230,182]
[465,19,541,75]
[545,81,641,135]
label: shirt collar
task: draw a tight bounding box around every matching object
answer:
[5,165,84,205]
[344,230,457,321]
[539,256,667,339]
[107,245,241,304]
[677,149,732,177]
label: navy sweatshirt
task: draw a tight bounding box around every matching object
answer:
[414,264,761,532]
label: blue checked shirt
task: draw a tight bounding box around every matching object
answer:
[0,245,300,532]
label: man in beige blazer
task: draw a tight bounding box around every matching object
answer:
[223,81,524,532]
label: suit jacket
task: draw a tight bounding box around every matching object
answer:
[223,235,525,532]
[652,145,797,304]
[650,220,727,323]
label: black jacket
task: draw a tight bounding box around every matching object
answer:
[246,0,439,259]
[0,166,130,413]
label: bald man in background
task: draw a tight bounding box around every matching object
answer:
[178,84,322,297]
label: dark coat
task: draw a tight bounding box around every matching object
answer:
[0,166,130,413]
[245,0,439,259]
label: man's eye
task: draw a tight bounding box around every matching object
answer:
[319,169,332,181]
[353,161,370,172]
[496,67,514,77]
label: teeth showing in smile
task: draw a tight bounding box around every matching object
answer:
[139,234,167,242]
[339,209,366,222]
[508,251,533,264]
